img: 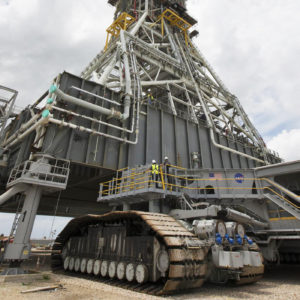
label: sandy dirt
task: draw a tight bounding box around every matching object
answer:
[1,266,300,300]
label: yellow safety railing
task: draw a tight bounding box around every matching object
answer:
[151,9,193,46]
[99,166,300,212]
[105,12,136,50]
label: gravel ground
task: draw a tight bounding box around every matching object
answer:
[1,266,300,300]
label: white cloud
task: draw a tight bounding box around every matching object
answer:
[267,129,300,161]
[0,213,71,239]
[0,0,114,108]
[188,0,300,136]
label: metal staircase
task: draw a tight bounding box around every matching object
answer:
[264,193,300,220]
[262,178,300,220]
[179,193,195,210]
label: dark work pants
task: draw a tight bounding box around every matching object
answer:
[151,173,159,188]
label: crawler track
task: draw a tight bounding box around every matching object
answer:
[51,211,208,295]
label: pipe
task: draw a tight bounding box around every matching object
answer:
[263,178,300,204]
[81,44,118,80]
[51,86,123,120]
[98,54,118,85]
[174,33,266,165]
[70,86,121,106]
[190,38,266,152]
[120,31,132,121]
[0,184,28,206]
[141,80,184,86]
[51,105,135,134]
[220,208,269,228]
[117,47,124,88]
[151,43,171,48]
[31,91,49,109]
[129,42,141,145]
[1,113,40,147]
[164,23,182,63]
[134,46,232,103]
[133,0,137,19]
[209,129,265,164]
[3,117,48,149]
[256,235,300,245]
[130,0,148,36]
[48,118,138,145]
[50,45,141,146]
[204,96,256,143]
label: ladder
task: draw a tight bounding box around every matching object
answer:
[264,193,300,220]
[8,197,23,243]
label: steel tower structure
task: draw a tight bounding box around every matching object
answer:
[1,0,299,280]
[82,0,272,165]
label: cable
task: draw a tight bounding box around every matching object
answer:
[48,190,62,240]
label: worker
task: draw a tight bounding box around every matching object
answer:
[163,156,171,189]
[150,159,159,188]
[147,89,154,105]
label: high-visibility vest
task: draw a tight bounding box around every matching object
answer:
[151,164,159,174]
[147,94,154,100]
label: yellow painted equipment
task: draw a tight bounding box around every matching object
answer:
[105,12,136,50]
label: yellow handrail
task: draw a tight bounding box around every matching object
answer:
[160,165,165,190]
[99,166,300,211]
[105,12,136,50]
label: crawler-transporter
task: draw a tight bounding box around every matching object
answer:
[1,0,299,295]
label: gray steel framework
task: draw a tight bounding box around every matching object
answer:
[0,85,18,146]
[0,0,297,270]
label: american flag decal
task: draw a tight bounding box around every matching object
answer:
[209,173,223,179]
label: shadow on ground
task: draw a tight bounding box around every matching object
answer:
[170,265,300,300]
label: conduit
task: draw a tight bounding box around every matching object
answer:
[70,86,121,106]
[51,105,137,134]
[209,130,265,164]
[0,184,28,206]
[48,118,138,145]
[51,86,124,120]
[120,31,132,121]
[2,117,48,149]
[174,34,266,165]
[220,208,269,228]
[1,113,40,147]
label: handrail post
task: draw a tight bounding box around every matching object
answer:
[100,184,103,198]
[133,169,136,192]
[160,165,165,191]
[185,170,188,192]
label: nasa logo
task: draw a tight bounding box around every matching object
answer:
[235,173,244,184]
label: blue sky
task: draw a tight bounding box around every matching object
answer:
[0,0,299,238]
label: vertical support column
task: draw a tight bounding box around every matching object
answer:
[98,55,117,85]
[4,186,42,263]
[149,199,160,213]
[161,200,169,214]
[123,203,130,211]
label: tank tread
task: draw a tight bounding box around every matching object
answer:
[235,265,264,285]
[51,211,208,295]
